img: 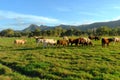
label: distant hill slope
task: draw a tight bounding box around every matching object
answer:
[23,19,120,32]
[23,24,55,32]
[76,20,120,30]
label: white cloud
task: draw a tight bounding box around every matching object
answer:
[0,10,62,30]
[0,10,59,25]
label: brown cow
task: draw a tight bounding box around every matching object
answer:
[101,38,114,47]
[69,38,80,46]
[69,37,93,46]
[69,38,84,46]
[57,39,69,46]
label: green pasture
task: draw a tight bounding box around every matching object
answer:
[0,37,120,80]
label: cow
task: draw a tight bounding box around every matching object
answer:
[35,37,57,48]
[112,37,120,45]
[113,37,120,42]
[35,36,44,46]
[43,39,57,48]
[82,37,93,46]
[57,39,69,47]
[101,38,114,47]
[69,38,79,46]
[88,36,100,40]
[69,37,93,46]
[14,39,27,44]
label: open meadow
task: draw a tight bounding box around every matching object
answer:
[0,37,120,80]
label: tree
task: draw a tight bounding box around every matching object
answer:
[46,30,55,36]
[96,26,111,36]
[14,31,22,37]
[74,29,82,36]
[0,29,14,37]
[63,28,74,36]
[54,27,64,36]
[31,28,41,36]
[117,27,120,35]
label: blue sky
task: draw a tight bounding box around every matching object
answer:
[0,0,120,30]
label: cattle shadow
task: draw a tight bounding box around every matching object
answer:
[14,48,35,51]
[6,44,98,51]
[13,46,51,51]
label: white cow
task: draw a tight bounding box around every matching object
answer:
[43,39,57,48]
[35,37,57,48]
[35,37,44,46]
[82,37,93,46]
[14,39,26,44]
[113,37,120,44]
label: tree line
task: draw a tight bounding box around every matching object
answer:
[0,26,120,37]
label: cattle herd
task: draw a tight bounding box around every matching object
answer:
[14,36,120,48]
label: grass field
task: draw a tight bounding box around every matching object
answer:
[0,37,120,80]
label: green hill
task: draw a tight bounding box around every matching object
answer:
[23,19,120,32]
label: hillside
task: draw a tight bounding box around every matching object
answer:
[23,19,120,32]
[76,20,120,30]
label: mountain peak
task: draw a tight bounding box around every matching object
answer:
[23,24,40,32]
[22,19,120,32]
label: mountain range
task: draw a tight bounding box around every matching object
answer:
[23,19,120,32]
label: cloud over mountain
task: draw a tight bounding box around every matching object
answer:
[0,10,60,30]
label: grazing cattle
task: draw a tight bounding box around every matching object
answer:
[63,36,69,40]
[43,39,57,48]
[69,37,93,46]
[35,37,44,46]
[57,39,69,46]
[69,38,79,46]
[88,36,100,40]
[113,37,120,43]
[69,38,85,46]
[14,39,26,44]
[82,37,93,46]
[101,38,114,47]
[35,37,57,48]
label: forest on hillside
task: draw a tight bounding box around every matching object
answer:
[0,26,120,37]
